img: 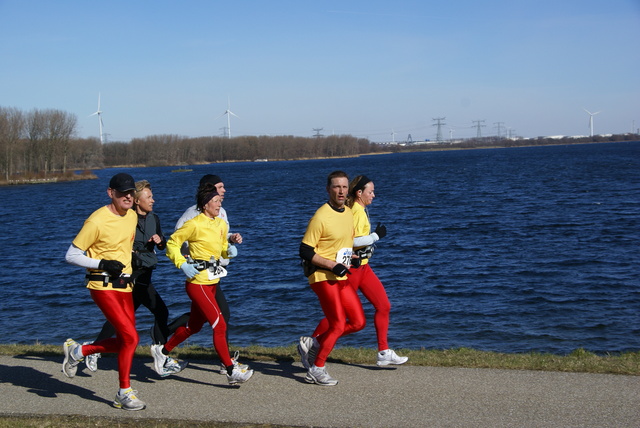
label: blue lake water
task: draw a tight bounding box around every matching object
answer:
[1,141,638,355]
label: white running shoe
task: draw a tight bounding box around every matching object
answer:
[83,342,100,372]
[150,344,186,377]
[218,350,249,375]
[113,388,146,411]
[226,366,254,385]
[163,356,188,376]
[297,336,314,369]
[150,344,166,375]
[376,349,409,366]
[62,338,83,378]
[305,365,338,386]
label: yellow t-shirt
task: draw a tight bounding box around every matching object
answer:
[302,203,354,284]
[72,206,137,291]
[351,202,371,266]
[166,213,229,285]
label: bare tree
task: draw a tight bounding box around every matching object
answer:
[46,109,77,173]
[68,137,103,170]
[23,109,77,174]
[0,107,25,181]
[26,109,47,173]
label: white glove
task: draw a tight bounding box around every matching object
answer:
[226,244,238,259]
[180,262,199,278]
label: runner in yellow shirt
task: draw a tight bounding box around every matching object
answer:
[298,171,365,386]
[151,183,253,385]
[310,175,408,366]
[62,173,146,411]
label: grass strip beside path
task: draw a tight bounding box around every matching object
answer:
[1,343,638,376]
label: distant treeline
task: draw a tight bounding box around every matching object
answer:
[97,133,639,169]
[1,106,637,182]
[103,134,381,167]
[0,106,383,180]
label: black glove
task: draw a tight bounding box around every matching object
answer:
[374,222,387,239]
[351,257,361,269]
[332,263,350,276]
[99,259,125,276]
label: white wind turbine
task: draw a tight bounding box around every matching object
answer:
[90,93,105,144]
[583,108,601,137]
[216,97,239,138]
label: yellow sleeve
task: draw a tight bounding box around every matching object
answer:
[352,206,370,239]
[301,212,324,249]
[166,218,196,269]
[220,222,231,258]
[72,217,100,252]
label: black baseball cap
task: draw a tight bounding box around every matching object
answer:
[109,173,136,192]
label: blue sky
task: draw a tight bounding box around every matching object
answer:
[1,0,639,142]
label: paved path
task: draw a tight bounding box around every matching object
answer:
[0,354,638,427]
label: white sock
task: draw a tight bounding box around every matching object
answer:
[119,387,132,395]
[73,345,84,360]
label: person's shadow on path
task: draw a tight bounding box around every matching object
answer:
[0,356,111,405]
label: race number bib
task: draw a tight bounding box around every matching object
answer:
[336,248,353,268]
[207,264,228,280]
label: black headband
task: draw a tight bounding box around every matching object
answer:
[202,190,220,207]
[352,175,371,195]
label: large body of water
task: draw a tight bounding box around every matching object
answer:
[1,142,638,355]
